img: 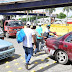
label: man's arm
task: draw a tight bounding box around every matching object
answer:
[32,35,36,48]
[32,35,36,45]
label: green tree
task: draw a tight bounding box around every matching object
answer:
[57,12,66,19]
[63,6,72,25]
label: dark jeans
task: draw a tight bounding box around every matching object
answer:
[36,39,41,52]
[23,46,33,64]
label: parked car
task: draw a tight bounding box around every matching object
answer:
[45,32,72,64]
[0,27,4,39]
[0,39,15,60]
[4,20,24,38]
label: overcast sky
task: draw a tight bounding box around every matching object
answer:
[34,7,72,17]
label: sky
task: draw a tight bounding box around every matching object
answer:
[33,7,72,17]
[54,7,72,17]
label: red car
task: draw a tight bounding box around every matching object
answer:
[45,32,72,64]
[4,20,24,37]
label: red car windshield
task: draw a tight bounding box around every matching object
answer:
[8,21,23,27]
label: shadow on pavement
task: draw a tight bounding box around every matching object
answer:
[0,54,20,65]
[36,63,58,72]
[48,56,55,60]
[34,52,46,57]
[66,60,72,65]
[29,58,49,70]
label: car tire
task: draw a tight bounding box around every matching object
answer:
[6,32,9,38]
[55,50,68,64]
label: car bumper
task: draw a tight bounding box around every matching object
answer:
[44,46,55,56]
[9,33,16,36]
[0,48,15,60]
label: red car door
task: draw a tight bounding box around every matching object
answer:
[64,34,72,60]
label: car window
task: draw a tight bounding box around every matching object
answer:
[65,34,72,43]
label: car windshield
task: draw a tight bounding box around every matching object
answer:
[8,21,23,27]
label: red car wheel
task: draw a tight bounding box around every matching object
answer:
[55,50,68,64]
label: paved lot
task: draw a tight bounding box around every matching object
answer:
[0,37,72,72]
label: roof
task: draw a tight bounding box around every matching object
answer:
[0,0,72,12]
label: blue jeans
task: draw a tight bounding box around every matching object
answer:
[34,48,37,54]
[23,46,33,64]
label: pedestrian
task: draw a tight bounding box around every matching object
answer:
[36,23,43,52]
[23,21,36,69]
[31,25,46,54]
[31,25,39,54]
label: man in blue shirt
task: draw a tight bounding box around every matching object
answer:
[36,23,43,52]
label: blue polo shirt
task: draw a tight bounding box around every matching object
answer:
[36,26,42,39]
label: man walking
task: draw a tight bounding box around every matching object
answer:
[36,23,43,52]
[23,21,36,69]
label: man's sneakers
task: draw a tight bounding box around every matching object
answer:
[25,63,28,69]
[25,63,31,69]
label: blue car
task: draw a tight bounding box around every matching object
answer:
[0,39,15,60]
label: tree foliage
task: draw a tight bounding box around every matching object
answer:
[63,6,72,13]
[19,16,47,22]
[57,12,66,19]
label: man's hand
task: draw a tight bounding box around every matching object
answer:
[43,37,47,39]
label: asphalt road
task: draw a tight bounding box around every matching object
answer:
[0,37,72,72]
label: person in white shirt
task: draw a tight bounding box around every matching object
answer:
[23,21,36,69]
